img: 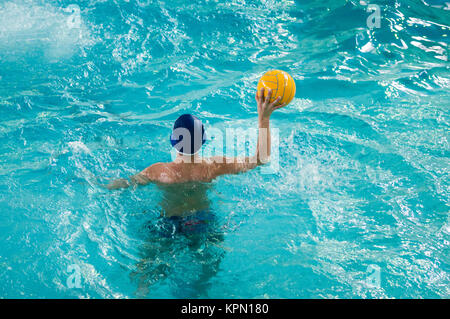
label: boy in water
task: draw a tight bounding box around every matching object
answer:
[107,88,285,190]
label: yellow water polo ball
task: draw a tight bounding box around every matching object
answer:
[256,70,296,105]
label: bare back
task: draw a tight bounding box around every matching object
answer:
[142,156,255,184]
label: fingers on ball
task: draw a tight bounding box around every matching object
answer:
[270,96,281,106]
[267,89,273,101]
[257,87,264,101]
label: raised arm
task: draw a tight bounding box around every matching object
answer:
[210,88,286,176]
[255,87,286,164]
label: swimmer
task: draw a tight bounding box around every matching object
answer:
[106,88,286,189]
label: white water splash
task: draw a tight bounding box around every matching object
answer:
[0,0,92,60]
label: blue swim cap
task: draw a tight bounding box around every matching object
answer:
[170,114,206,155]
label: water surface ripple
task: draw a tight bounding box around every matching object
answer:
[0,0,449,298]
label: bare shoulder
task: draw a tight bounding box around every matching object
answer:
[142,162,176,183]
[140,157,251,184]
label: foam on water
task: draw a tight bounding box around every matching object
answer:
[0,1,92,60]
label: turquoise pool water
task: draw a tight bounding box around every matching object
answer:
[0,0,449,298]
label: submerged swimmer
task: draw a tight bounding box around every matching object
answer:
[107,88,286,206]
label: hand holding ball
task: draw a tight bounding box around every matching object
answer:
[256,70,296,106]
